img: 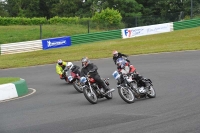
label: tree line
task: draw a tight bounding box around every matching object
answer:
[0,0,199,26]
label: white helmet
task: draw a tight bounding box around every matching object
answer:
[67,62,73,70]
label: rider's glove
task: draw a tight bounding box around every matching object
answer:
[60,74,64,79]
[89,69,95,73]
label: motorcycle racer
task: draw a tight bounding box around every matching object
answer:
[116,58,135,74]
[116,58,150,89]
[113,50,130,65]
[56,59,68,80]
[80,57,112,93]
[66,62,81,76]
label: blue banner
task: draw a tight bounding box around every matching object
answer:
[42,36,71,50]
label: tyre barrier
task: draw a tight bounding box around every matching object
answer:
[0,78,28,101]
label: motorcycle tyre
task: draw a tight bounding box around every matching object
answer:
[118,86,135,104]
[147,85,156,98]
[83,86,98,104]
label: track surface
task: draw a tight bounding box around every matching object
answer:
[0,51,200,133]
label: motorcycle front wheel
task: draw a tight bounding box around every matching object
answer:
[73,80,83,93]
[83,86,98,104]
[118,86,135,104]
[147,85,156,98]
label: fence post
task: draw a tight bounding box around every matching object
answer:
[40,24,42,39]
[88,20,90,33]
[135,17,138,27]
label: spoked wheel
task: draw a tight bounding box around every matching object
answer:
[83,86,98,104]
[147,85,156,98]
[118,86,135,103]
[73,80,83,93]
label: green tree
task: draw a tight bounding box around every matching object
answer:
[92,7,122,28]
[52,0,83,17]
[0,1,8,16]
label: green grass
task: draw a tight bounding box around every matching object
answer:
[0,24,103,44]
[0,77,20,85]
[0,26,200,69]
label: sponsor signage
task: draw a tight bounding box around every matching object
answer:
[122,23,171,39]
[42,36,71,50]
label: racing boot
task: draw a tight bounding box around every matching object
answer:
[103,84,115,94]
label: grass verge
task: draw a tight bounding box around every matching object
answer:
[0,26,200,69]
[0,24,103,44]
[0,77,20,85]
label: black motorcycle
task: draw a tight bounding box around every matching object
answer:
[112,71,156,103]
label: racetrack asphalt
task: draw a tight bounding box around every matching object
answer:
[0,50,200,133]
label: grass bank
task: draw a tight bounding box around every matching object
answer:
[0,26,200,69]
[0,77,20,85]
[0,24,103,44]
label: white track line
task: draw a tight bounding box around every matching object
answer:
[0,88,36,103]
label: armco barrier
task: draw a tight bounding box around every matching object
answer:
[0,78,28,101]
[173,18,200,30]
[71,29,121,45]
[1,40,42,55]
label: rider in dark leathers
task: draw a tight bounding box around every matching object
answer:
[113,50,130,65]
[80,57,110,92]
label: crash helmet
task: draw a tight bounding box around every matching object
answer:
[67,62,73,70]
[57,59,63,65]
[113,50,118,57]
[116,58,126,68]
[81,57,90,68]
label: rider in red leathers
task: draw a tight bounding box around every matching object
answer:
[116,58,149,88]
[116,58,136,75]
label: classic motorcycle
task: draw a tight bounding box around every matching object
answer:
[68,72,83,93]
[112,71,156,103]
[80,71,115,104]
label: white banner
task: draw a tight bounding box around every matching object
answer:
[0,83,18,101]
[121,23,171,39]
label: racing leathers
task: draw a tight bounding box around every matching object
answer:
[56,61,67,79]
[80,63,109,92]
[113,52,130,65]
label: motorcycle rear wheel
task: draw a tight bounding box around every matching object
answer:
[118,86,135,103]
[83,86,98,104]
